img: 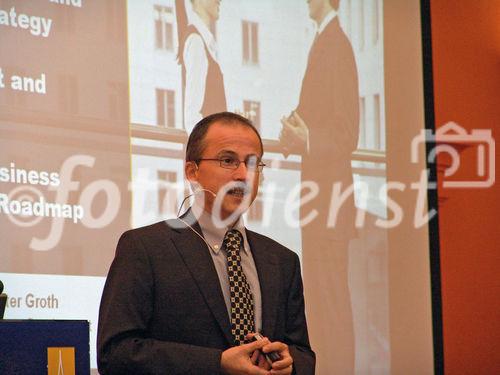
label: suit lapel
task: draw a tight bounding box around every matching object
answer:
[167,212,233,346]
[246,230,281,339]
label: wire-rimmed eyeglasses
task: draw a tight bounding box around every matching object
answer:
[196,155,266,172]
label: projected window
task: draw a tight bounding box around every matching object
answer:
[154,5,174,51]
[156,89,175,128]
[243,100,261,130]
[242,20,259,65]
[358,95,384,151]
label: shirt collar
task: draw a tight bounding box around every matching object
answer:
[189,11,218,61]
[317,9,337,35]
[192,203,250,255]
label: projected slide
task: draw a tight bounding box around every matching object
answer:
[1,1,435,374]
[129,1,386,373]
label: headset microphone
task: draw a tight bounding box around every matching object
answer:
[175,188,219,253]
[176,188,217,218]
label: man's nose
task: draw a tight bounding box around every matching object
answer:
[232,161,249,180]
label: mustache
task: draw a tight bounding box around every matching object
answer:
[225,181,250,195]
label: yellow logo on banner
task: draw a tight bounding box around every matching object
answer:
[47,347,76,375]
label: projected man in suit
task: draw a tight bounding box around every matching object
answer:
[98,112,315,375]
[281,0,359,373]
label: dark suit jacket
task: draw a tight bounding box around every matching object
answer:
[97,212,315,374]
[296,17,359,241]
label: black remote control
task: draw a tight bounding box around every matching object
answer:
[252,332,281,364]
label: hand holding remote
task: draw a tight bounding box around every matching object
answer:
[251,332,281,364]
[248,332,294,375]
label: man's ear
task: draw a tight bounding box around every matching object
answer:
[185,161,198,182]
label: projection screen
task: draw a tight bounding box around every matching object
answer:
[0,0,436,373]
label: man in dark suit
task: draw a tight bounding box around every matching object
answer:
[281,0,359,373]
[98,112,315,374]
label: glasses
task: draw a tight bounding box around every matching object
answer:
[196,155,266,172]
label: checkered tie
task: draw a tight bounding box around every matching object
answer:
[223,229,255,346]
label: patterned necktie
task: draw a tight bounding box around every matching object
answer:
[223,229,255,346]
